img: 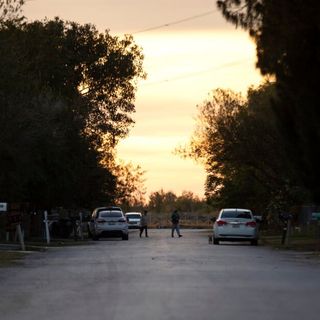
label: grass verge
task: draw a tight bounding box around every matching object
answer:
[0,251,26,267]
[261,234,320,252]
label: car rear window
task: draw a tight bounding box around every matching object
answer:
[99,211,123,218]
[221,211,252,219]
[126,214,141,219]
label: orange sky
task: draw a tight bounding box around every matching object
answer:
[24,0,263,198]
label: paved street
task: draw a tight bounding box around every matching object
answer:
[1,229,320,320]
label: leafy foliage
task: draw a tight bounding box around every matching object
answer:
[179,83,309,213]
[216,0,320,202]
[0,0,24,23]
[148,189,178,213]
[0,16,145,208]
[112,161,146,210]
[148,189,210,214]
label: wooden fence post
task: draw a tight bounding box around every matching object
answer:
[43,211,50,244]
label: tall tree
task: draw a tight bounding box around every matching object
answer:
[216,0,320,202]
[178,83,307,213]
[0,18,145,207]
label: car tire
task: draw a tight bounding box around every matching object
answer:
[213,238,219,245]
[251,239,258,246]
[122,234,129,241]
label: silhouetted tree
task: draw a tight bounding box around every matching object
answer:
[0,17,145,208]
[148,190,211,214]
[178,83,308,213]
[113,161,146,209]
[216,0,320,202]
[148,189,177,214]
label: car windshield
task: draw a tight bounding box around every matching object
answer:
[99,211,123,218]
[221,210,252,219]
[126,214,141,219]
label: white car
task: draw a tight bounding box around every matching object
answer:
[213,208,258,245]
[88,206,129,240]
[125,212,142,229]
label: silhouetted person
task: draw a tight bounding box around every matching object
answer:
[171,209,182,238]
[140,210,148,238]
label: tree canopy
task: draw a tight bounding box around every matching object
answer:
[0,15,145,208]
[216,0,320,202]
[178,83,308,214]
[148,189,209,214]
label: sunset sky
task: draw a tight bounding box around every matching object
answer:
[24,0,263,198]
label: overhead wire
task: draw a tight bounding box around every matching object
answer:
[133,10,218,34]
[131,9,254,86]
[141,58,252,86]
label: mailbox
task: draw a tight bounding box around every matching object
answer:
[0,202,7,212]
[311,212,320,221]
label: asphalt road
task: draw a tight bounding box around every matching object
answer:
[1,229,320,320]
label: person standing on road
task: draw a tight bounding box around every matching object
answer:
[140,210,148,238]
[171,209,182,238]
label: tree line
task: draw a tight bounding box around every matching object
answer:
[123,189,215,228]
[0,1,146,210]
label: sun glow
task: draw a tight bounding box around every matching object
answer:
[23,0,264,198]
[117,30,262,197]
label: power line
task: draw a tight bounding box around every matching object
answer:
[140,58,252,86]
[133,10,217,34]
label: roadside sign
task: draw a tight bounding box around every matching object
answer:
[311,212,320,221]
[0,202,7,212]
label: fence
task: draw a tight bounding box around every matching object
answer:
[145,211,214,229]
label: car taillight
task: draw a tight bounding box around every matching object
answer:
[246,221,257,228]
[217,220,228,226]
[96,219,106,224]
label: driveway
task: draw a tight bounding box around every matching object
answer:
[1,229,320,320]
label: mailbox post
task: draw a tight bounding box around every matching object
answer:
[311,212,320,250]
[279,212,293,246]
[6,203,25,251]
[43,211,51,244]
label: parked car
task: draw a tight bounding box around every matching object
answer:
[125,212,142,229]
[213,208,259,245]
[88,206,129,240]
